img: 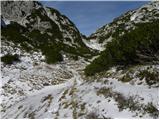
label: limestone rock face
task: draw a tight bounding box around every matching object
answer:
[1,1,37,22]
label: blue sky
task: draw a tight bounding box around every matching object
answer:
[41,1,149,36]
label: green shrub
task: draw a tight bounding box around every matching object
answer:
[1,22,32,52]
[137,70,159,86]
[1,54,20,64]
[2,22,27,42]
[43,47,63,64]
[115,95,142,112]
[144,102,159,118]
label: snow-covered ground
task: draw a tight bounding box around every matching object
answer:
[1,51,159,118]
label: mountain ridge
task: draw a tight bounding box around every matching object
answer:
[84,1,158,51]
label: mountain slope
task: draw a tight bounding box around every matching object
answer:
[85,1,159,76]
[85,1,158,51]
[1,1,95,65]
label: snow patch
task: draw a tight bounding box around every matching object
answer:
[82,39,105,51]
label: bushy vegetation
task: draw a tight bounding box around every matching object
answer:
[120,73,132,82]
[98,32,112,43]
[85,21,158,76]
[1,54,20,64]
[137,70,159,86]
[2,22,27,35]
[96,87,112,98]
[1,22,31,52]
[42,46,63,64]
[144,102,159,118]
